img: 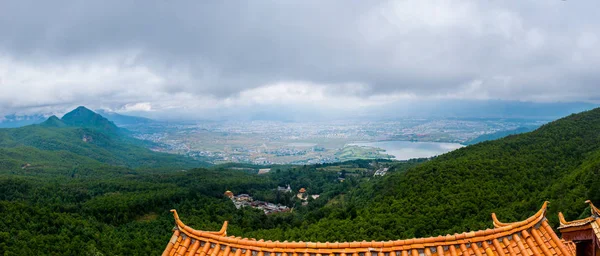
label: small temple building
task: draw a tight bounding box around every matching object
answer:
[297,188,307,200]
[558,201,600,256]
[163,201,586,256]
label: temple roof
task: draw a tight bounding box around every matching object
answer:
[558,200,600,229]
[163,202,573,256]
[558,200,600,241]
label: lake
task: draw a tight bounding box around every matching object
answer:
[348,140,464,160]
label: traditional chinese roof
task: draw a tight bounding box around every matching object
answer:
[163,202,573,256]
[299,188,306,193]
[562,241,576,255]
[558,200,600,238]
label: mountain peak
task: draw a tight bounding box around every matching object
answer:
[73,106,95,114]
[61,106,119,133]
[40,115,67,127]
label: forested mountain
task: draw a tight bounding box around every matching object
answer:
[61,106,120,133]
[2,107,600,255]
[0,107,205,169]
[40,115,67,128]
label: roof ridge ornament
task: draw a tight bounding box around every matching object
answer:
[215,221,228,236]
[558,212,568,225]
[585,200,600,217]
[171,209,229,236]
[492,201,548,228]
[171,209,180,221]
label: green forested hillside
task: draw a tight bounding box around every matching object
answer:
[0,126,202,169]
[0,107,205,169]
[2,108,600,255]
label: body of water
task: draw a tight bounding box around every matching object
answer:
[348,140,464,160]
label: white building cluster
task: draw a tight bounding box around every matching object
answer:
[224,191,290,214]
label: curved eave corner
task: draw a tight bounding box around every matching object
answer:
[492,201,548,228]
[171,209,229,237]
[558,200,599,229]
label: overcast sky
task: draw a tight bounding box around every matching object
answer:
[0,0,599,119]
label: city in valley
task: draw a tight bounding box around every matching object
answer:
[127,118,545,165]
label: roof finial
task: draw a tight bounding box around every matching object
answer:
[491,213,507,228]
[558,212,568,225]
[585,200,600,216]
[170,209,180,221]
[539,201,550,215]
[218,221,229,236]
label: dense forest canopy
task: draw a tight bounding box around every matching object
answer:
[2,107,600,255]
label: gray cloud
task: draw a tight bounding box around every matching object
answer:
[0,0,599,117]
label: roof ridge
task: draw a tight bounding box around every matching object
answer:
[170,201,550,248]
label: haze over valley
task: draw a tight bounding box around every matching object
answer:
[2,107,560,165]
[126,116,546,164]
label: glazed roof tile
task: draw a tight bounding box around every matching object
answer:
[164,202,572,256]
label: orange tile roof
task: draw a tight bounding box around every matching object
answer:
[558,200,600,230]
[163,202,573,256]
[558,200,600,247]
[562,240,576,255]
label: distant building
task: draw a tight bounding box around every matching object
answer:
[374,167,389,177]
[297,188,307,200]
[226,192,290,213]
[277,184,292,193]
[236,194,252,202]
[253,158,270,165]
[258,168,271,174]
[311,195,320,200]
